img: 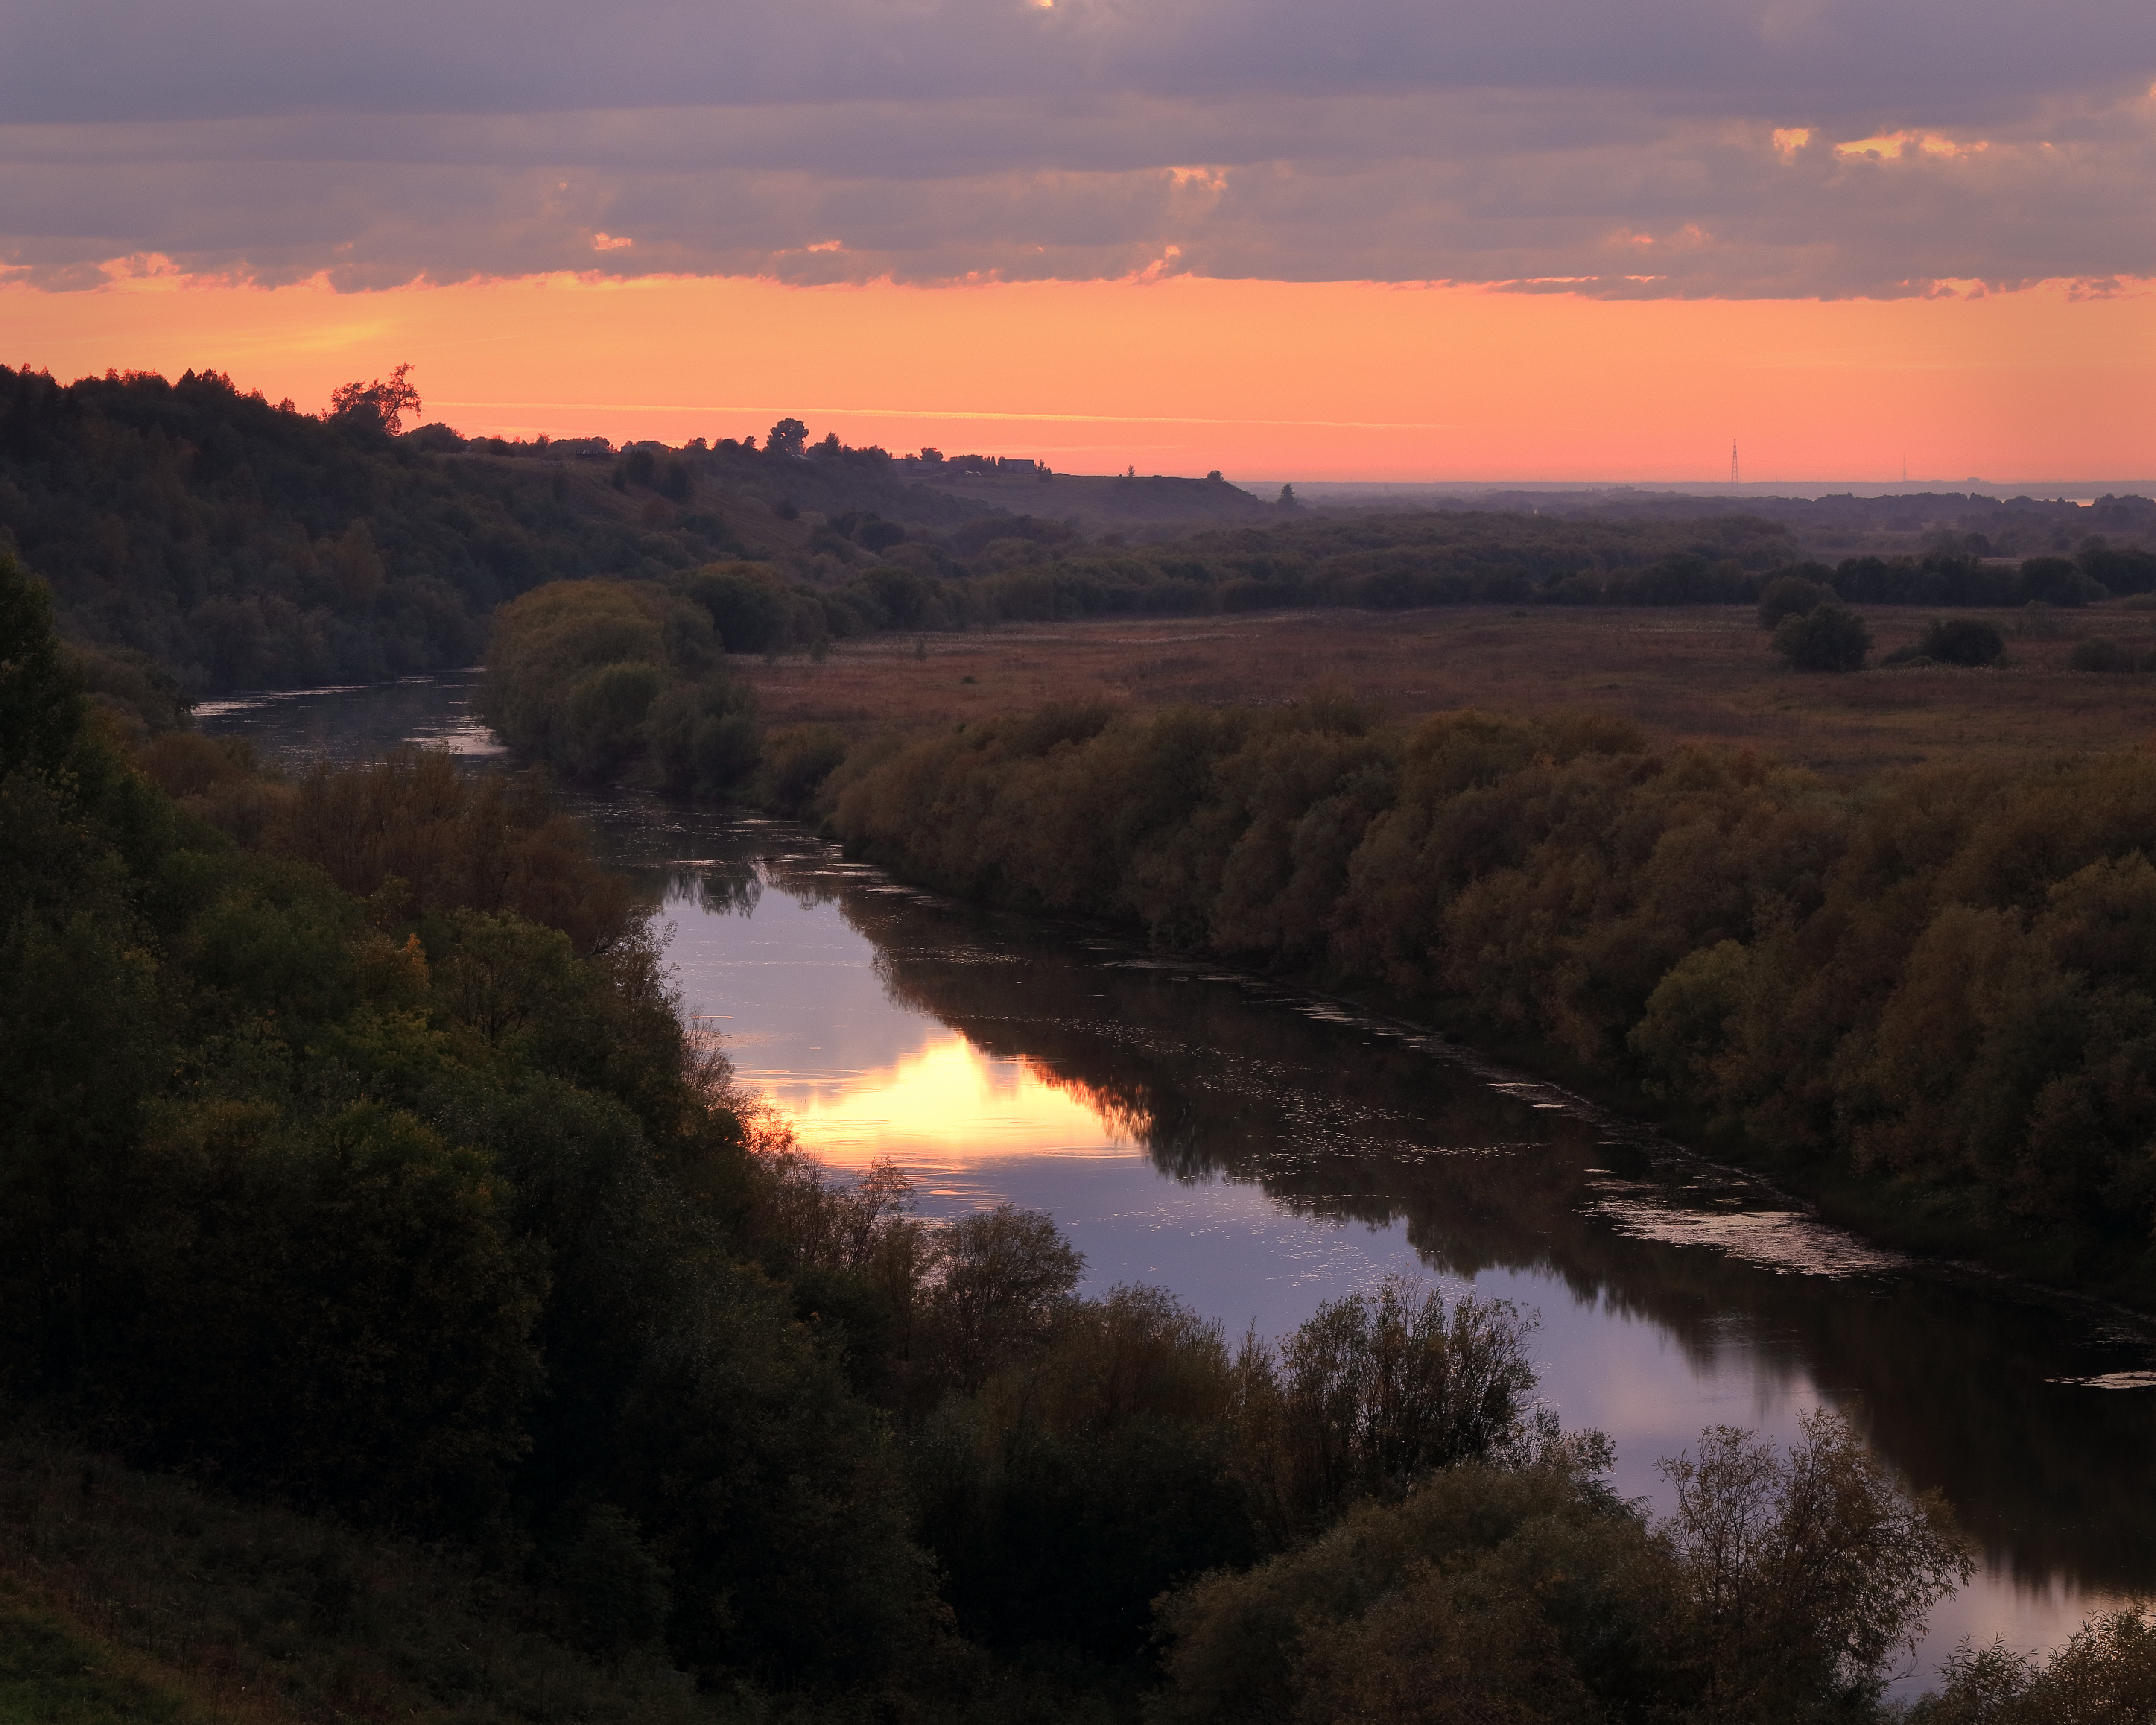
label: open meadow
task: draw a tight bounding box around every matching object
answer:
[745,600,2156,778]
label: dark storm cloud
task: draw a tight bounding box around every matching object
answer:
[2,0,2150,293]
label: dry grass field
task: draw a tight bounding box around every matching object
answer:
[742,602,2156,777]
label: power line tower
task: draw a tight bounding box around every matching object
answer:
[1729,439,1740,487]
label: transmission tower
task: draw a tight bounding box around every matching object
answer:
[1729,439,1740,487]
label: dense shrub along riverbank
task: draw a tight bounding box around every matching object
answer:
[476,574,844,806]
[825,698,2156,1306]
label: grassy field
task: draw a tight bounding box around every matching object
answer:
[745,601,2156,776]
[0,1430,724,1725]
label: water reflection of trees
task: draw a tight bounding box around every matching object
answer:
[831,879,2156,1595]
[653,833,858,922]
[664,859,764,918]
[1016,1061,1156,1146]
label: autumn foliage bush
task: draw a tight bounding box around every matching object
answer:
[479,578,760,795]
[830,698,2156,1295]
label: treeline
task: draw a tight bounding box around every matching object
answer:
[1505,487,2156,562]
[532,533,2152,665]
[10,553,2151,1718]
[25,355,2152,702]
[874,538,2149,627]
[770,503,2153,629]
[0,364,763,692]
[774,509,1801,627]
[827,699,2156,1305]
[0,371,1035,697]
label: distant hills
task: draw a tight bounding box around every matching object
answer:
[0,365,993,695]
[4,362,2149,700]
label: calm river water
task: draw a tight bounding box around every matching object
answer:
[200,671,2156,1696]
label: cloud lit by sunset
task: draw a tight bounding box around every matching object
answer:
[3,0,2151,477]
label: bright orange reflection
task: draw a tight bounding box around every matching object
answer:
[765,1032,1136,1168]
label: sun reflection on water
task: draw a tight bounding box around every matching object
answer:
[756,1031,1136,1167]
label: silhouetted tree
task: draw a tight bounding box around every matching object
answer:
[327,363,422,436]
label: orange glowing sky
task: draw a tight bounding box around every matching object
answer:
[6,272,2151,482]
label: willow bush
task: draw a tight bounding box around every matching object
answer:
[1148,1411,1971,1725]
[478,578,760,795]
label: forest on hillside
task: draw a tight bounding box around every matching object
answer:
[0,368,986,696]
[16,363,2153,705]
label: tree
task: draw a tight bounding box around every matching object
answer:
[2068,635,2153,673]
[0,553,88,780]
[1152,1414,1973,1725]
[1773,602,1871,671]
[1661,1412,1973,1715]
[1151,1452,1667,1725]
[1914,1606,2156,1724]
[1906,617,2006,667]
[765,417,809,458]
[917,1204,1083,1393]
[327,362,422,436]
[1757,571,1835,630]
[1242,1278,1542,1532]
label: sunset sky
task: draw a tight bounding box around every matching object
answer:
[4,0,2152,481]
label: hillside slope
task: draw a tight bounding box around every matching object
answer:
[0,366,995,694]
[0,1427,728,1725]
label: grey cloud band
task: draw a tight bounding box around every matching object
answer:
[2,0,2150,294]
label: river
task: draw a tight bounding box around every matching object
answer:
[199,670,2156,1697]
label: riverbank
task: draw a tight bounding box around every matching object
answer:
[188,667,2156,1702]
[1410,1010,2156,1315]
[817,697,2156,1317]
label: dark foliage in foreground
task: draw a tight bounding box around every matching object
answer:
[1150,1413,1971,1725]
[1911,1606,2156,1723]
[0,550,937,1689]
